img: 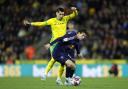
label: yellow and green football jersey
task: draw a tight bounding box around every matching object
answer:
[31,11,78,42]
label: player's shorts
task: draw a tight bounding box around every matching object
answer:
[52,46,75,65]
[53,52,74,65]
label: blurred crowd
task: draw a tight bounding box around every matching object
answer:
[0,0,128,64]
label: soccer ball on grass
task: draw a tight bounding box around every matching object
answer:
[71,76,81,86]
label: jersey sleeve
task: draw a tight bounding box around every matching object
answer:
[74,40,81,55]
[31,18,53,26]
[64,10,78,21]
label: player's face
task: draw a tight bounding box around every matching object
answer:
[56,11,64,20]
[77,32,86,40]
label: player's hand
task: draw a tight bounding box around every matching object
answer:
[23,20,31,25]
[71,7,77,11]
[44,43,50,50]
[83,32,88,39]
[77,54,84,58]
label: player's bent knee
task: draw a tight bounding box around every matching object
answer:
[68,63,75,69]
[71,63,76,69]
[50,58,56,62]
[65,60,76,69]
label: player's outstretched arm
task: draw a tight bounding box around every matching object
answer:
[23,20,47,26]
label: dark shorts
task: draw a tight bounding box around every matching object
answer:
[52,52,71,65]
[52,44,75,65]
[52,50,75,65]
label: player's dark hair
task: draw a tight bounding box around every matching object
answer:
[56,7,64,12]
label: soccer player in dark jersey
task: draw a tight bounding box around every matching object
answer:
[49,31,86,85]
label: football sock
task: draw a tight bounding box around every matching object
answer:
[66,67,75,78]
[45,57,55,75]
[66,67,72,78]
[69,68,75,77]
[58,65,64,79]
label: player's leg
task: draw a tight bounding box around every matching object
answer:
[41,57,56,80]
[66,59,76,78]
[52,57,75,85]
[51,43,65,85]
[58,64,65,79]
[53,52,76,85]
[45,57,56,75]
[64,59,76,85]
[41,44,56,80]
[65,60,76,77]
[56,64,65,85]
[52,46,75,85]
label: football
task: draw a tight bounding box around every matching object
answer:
[71,76,81,86]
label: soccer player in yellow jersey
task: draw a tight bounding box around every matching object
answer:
[24,7,78,85]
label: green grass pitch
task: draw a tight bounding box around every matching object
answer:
[0,77,128,89]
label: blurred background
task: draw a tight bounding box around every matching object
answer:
[0,0,128,78]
